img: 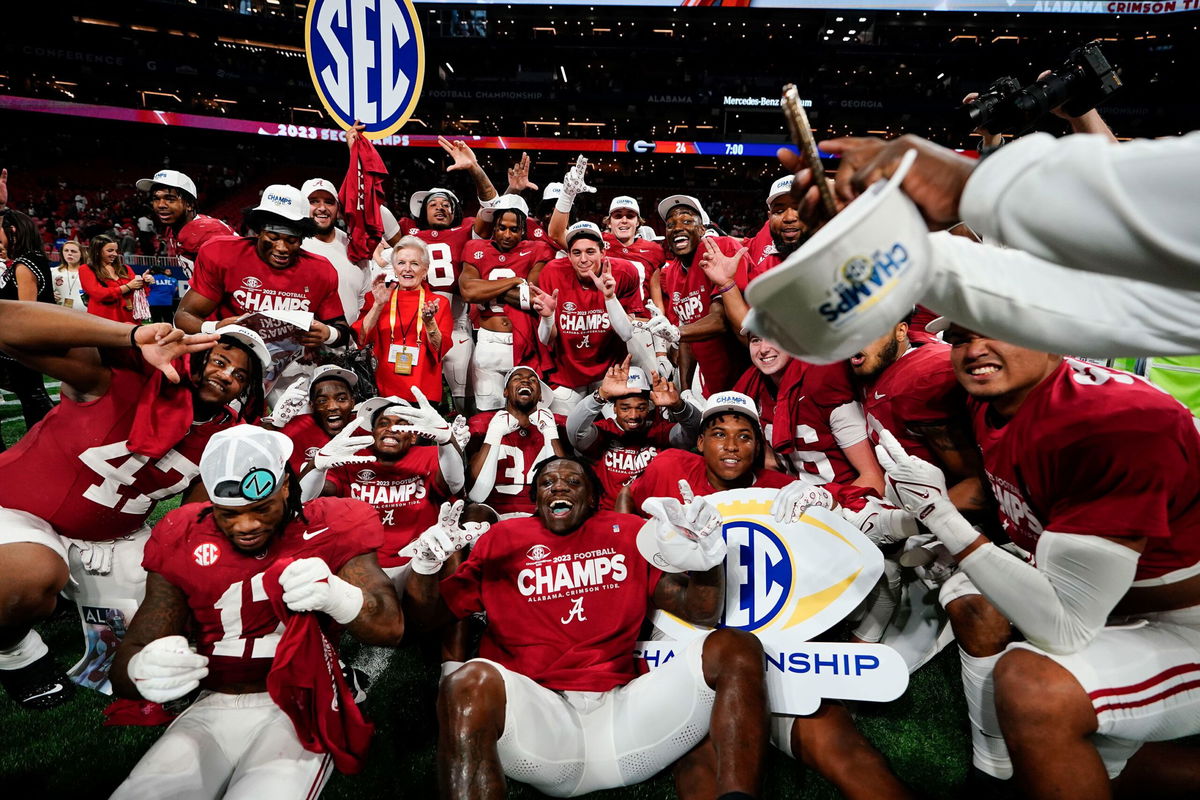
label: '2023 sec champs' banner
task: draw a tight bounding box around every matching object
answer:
[305,0,425,139]
[637,489,909,715]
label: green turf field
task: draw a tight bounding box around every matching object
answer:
[0,386,974,799]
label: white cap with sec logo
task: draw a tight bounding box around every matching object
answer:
[200,425,293,507]
[744,149,933,365]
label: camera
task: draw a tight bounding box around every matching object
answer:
[964,42,1122,134]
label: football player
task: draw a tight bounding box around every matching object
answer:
[458,194,553,411]
[0,303,267,710]
[878,320,1200,797]
[620,392,912,799]
[566,357,701,510]
[109,425,403,798]
[135,168,223,261]
[404,455,768,798]
[273,364,359,474]
[466,367,564,519]
[529,222,646,414]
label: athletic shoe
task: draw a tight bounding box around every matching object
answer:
[0,654,76,710]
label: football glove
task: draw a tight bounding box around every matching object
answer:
[278,557,365,624]
[127,635,208,703]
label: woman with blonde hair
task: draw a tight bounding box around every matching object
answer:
[52,240,87,310]
[354,236,452,403]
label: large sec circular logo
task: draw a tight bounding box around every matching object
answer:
[720,519,793,631]
[305,0,426,140]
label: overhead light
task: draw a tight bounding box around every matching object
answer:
[444,62,454,74]
[936,72,945,80]
[559,65,568,82]
[835,16,844,21]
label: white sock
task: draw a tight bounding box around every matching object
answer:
[960,648,1013,779]
[0,630,49,671]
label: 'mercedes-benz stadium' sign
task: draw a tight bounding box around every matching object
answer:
[306,0,425,140]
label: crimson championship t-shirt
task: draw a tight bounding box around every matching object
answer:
[660,236,750,394]
[971,358,1200,583]
[190,236,343,321]
[440,510,662,692]
[325,447,449,567]
[536,256,646,389]
[144,497,382,688]
[584,417,676,511]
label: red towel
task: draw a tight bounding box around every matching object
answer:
[262,559,375,775]
[339,134,390,263]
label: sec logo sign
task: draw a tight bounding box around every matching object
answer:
[305,0,425,140]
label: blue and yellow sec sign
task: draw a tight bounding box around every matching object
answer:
[305,0,425,140]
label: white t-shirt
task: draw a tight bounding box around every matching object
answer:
[302,227,370,325]
[52,266,87,311]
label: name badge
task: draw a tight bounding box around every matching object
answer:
[389,344,420,374]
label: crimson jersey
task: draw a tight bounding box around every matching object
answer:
[468,411,562,515]
[603,232,664,303]
[464,239,554,321]
[0,366,231,541]
[772,360,864,486]
[280,414,332,474]
[862,342,964,466]
[396,217,477,299]
[584,417,676,511]
[190,237,343,321]
[143,497,382,688]
[440,510,661,692]
[628,449,793,513]
[908,305,942,346]
[325,447,449,568]
[745,221,788,282]
[536,257,646,389]
[970,359,1200,583]
[733,368,782,443]
[660,236,750,394]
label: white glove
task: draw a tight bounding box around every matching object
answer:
[403,500,490,575]
[770,477,835,523]
[874,429,952,520]
[841,496,918,546]
[267,378,311,427]
[451,414,470,450]
[644,306,680,348]
[901,534,960,592]
[642,480,727,572]
[655,355,675,383]
[556,156,596,212]
[530,408,559,442]
[78,540,117,575]
[127,635,209,703]
[387,387,453,444]
[313,423,375,470]
[278,557,365,625]
[483,410,523,447]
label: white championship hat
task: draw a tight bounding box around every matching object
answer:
[701,391,760,426]
[247,184,309,223]
[309,364,358,395]
[766,175,794,206]
[504,365,554,407]
[743,149,932,365]
[200,425,293,506]
[478,193,530,223]
[136,169,198,200]
[300,178,339,202]
[216,324,272,373]
[409,187,461,219]
[656,194,710,226]
[609,196,640,215]
[565,221,604,246]
[542,182,565,202]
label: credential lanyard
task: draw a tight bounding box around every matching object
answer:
[388,285,425,347]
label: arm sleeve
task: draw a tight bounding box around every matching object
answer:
[438,441,465,496]
[923,231,1200,358]
[468,443,500,504]
[565,391,604,452]
[380,205,400,242]
[958,531,1139,654]
[829,401,869,449]
[606,295,634,342]
[960,131,1200,291]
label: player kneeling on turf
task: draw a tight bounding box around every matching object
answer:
[404,455,768,799]
[109,425,404,799]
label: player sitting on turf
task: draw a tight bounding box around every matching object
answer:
[466,366,564,520]
[0,302,267,711]
[619,391,914,800]
[566,357,701,510]
[404,454,768,798]
[878,321,1200,799]
[109,425,404,799]
[271,364,360,474]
